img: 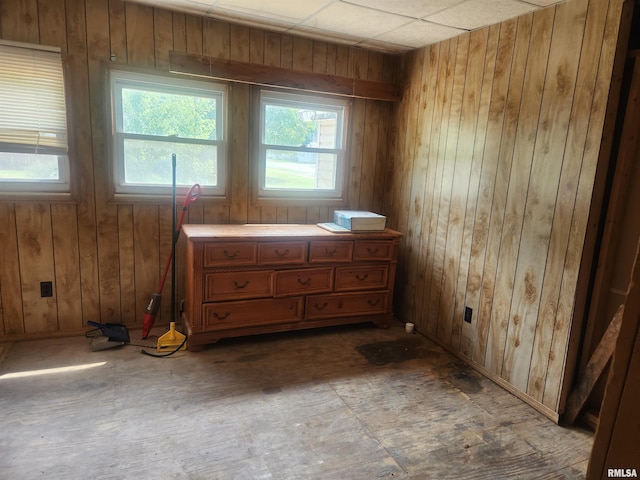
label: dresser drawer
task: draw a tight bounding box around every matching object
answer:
[309,240,353,263]
[305,291,388,319]
[274,267,334,297]
[353,240,394,262]
[203,297,304,329]
[258,241,307,265]
[334,265,389,291]
[204,242,257,267]
[204,270,273,302]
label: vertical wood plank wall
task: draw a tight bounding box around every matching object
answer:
[385,0,625,415]
[0,0,397,337]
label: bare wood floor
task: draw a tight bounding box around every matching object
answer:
[0,322,592,479]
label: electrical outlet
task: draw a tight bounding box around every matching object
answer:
[40,281,53,298]
[464,306,473,324]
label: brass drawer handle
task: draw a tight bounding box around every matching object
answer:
[297,277,311,286]
[367,247,379,255]
[355,274,369,281]
[275,249,290,257]
[367,299,380,306]
[213,311,231,320]
[232,280,249,289]
[324,247,337,256]
[223,249,240,259]
[313,302,328,310]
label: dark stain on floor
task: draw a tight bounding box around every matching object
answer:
[356,338,434,366]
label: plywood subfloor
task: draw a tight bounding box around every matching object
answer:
[0,322,592,479]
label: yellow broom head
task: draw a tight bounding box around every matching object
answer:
[157,322,187,352]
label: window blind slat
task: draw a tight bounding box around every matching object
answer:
[0,44,68,154]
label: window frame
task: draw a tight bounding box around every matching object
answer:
[0,40,70,197]
[252,88,350,206]
[107,67,228,199]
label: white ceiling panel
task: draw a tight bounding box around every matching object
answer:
[375,20,467,49]
[345,0,468,20]
[425,0,539,30]
[126,0,564,53]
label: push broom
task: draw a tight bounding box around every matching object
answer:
[142,154,201,339]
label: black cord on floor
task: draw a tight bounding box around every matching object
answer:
[139,336,187,358]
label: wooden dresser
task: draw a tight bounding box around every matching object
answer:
[181,224,403,351]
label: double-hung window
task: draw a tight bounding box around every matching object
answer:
[257,89,349,203]
[109,69,226,197]
[0,41,70,194]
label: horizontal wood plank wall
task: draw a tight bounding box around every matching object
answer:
[385,0,625,415]
[0,0,398,339]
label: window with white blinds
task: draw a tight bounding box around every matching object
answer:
[0,40,70,193]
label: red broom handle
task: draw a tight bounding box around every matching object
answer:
[157,183,201,293]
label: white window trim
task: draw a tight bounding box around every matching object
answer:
[0,40,70,195]
[256,89,350,203]
[108,68,227,197]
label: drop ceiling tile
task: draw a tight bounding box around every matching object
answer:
[425,0,538,30]
[302,2,412,39]
[213,0,333,23]
[375,19,467,48]
[345,0,467,19]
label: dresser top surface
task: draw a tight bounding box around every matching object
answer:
[182,224,403,241]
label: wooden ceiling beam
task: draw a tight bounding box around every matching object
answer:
[169,51,402,102]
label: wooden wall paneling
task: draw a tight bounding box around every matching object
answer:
[396,49,430,324]
[202,18,227,58]
[15,204,57,333]
[125,2,155,67]
[0,204,24,335]
[528,0,610,403]
[420,41,451,337]
[0,0,39,43]
[371,102,392,216]
[347,98,367,210]
[244,28,264,224]
[228,25,251,224]
[258,31,282,224]
[406,45,441,328]
[326,44,337,76]
[482,13,534,375]
[313,41,328,74]
[228,82,251,224]
[37,0,67,50]
[201,17,230,225]
[87,0,122,324]
[459,25,499,357]
[133,205,160,323]
[359,101,381,210]
[154,8,173,69]
[450,29,490,350]
[548,0,631,411]
[289,35,314,222]
[334,44,350,78]
[66,0,101,324]
[280,34,293,69]
[502,0,588,393]
[38,0,77,332]
[436,33,471,346]
[172,12,186,52]
[469,19,517,365]
[51,205,83,331]
[185,15,202,58]
[109,0,127,62]
[426,38,458,338]
[309,41,328,222]
[118,206,136,324]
